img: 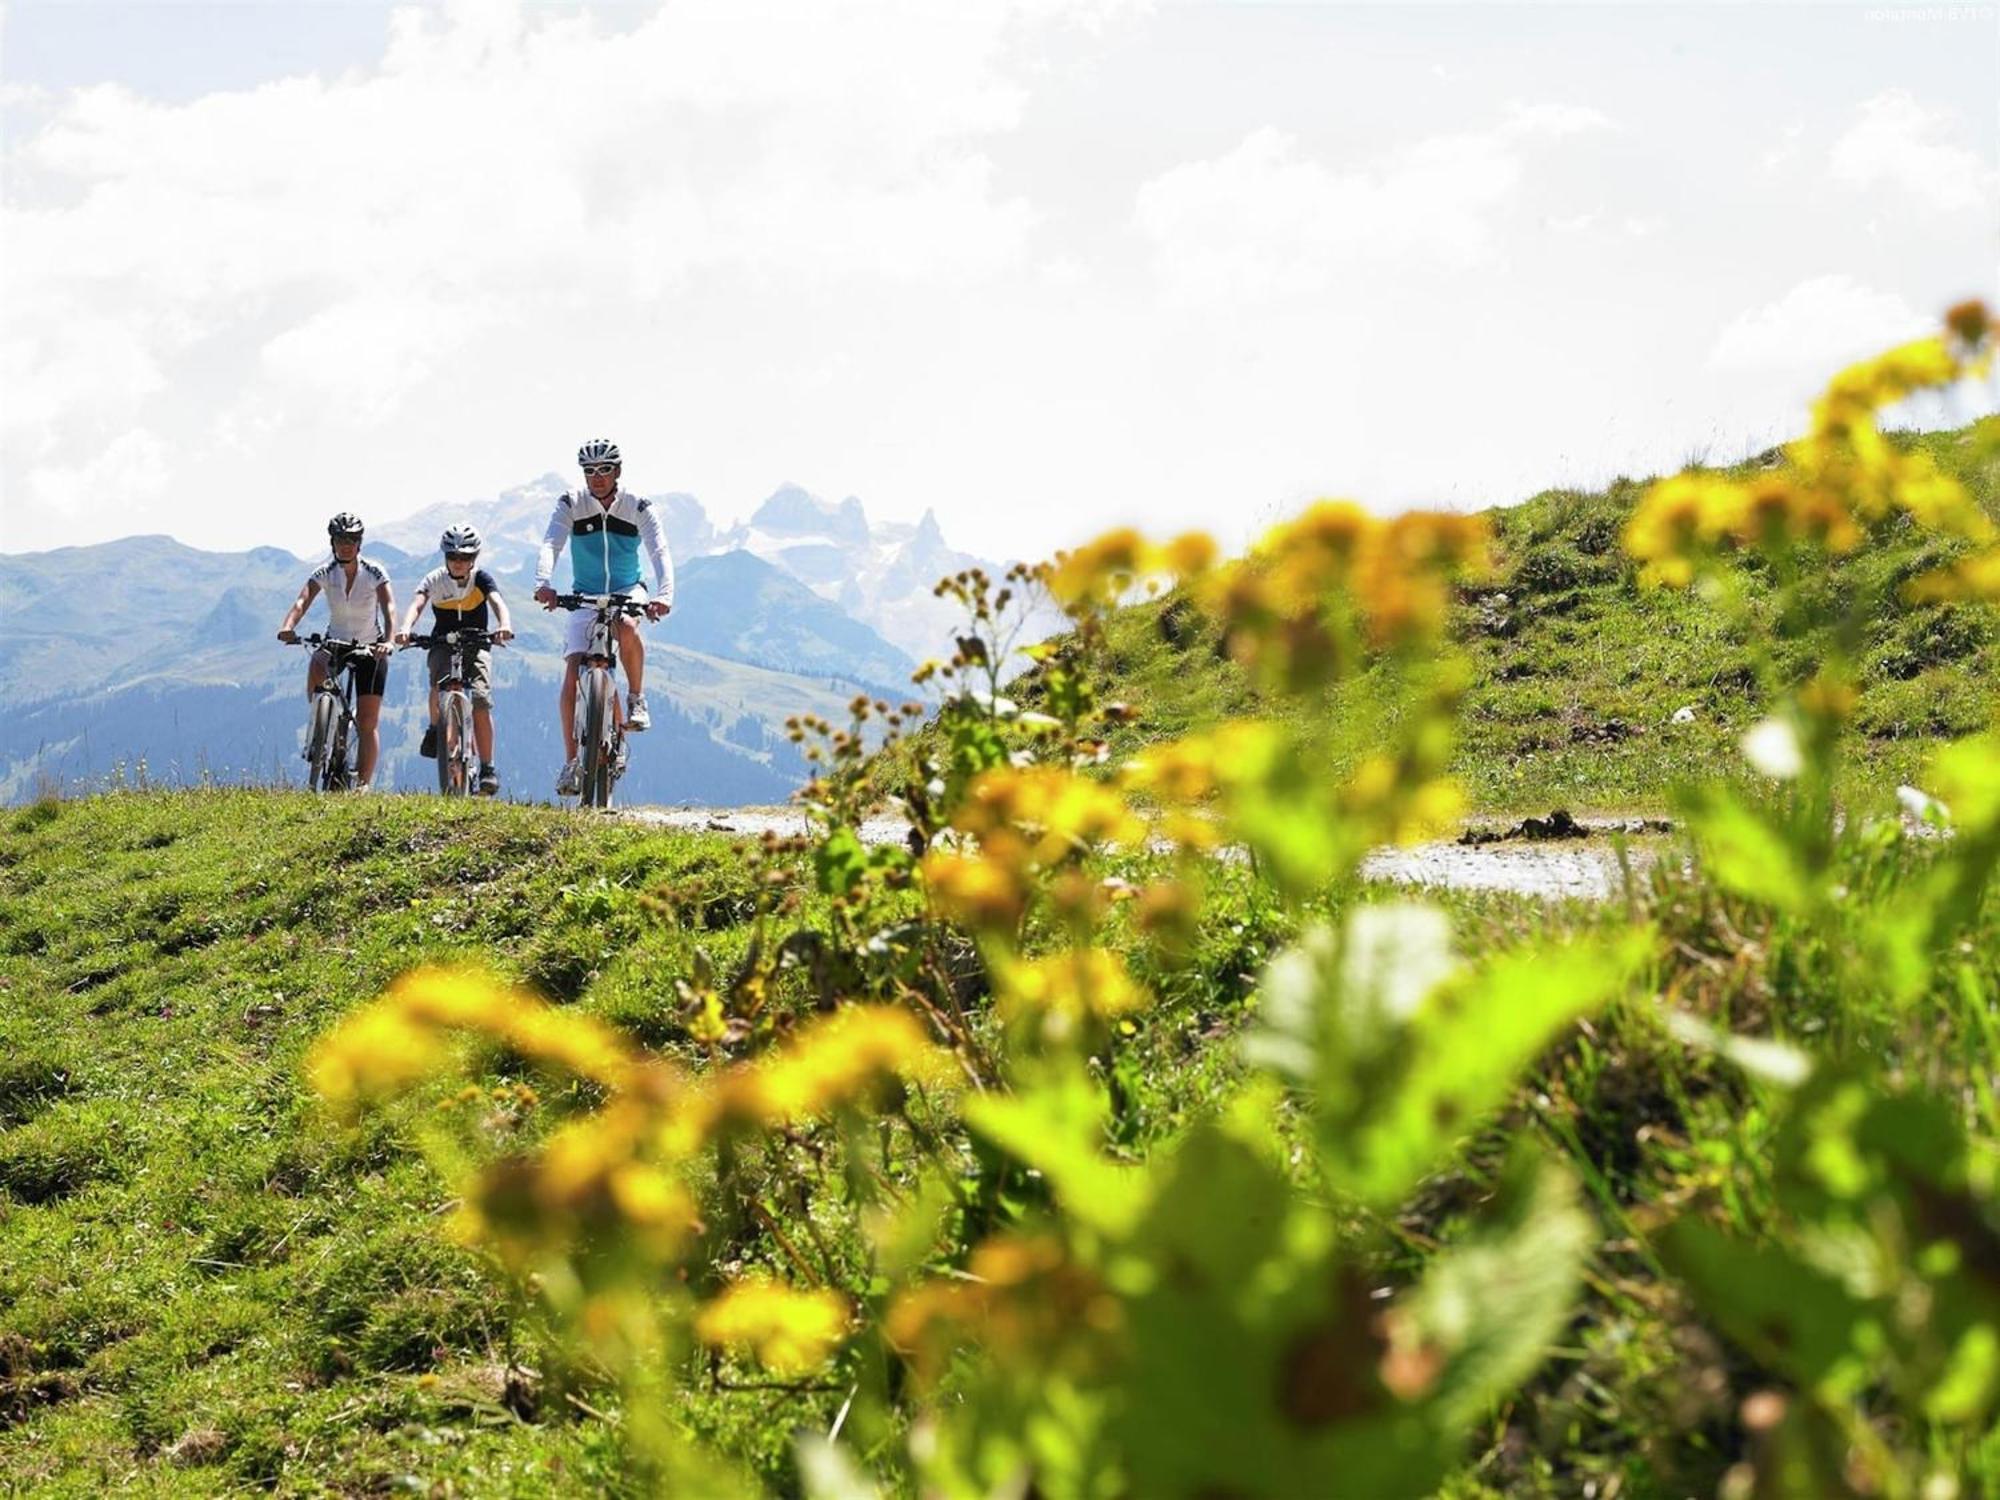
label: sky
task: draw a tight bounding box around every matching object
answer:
[2,0,1996,564]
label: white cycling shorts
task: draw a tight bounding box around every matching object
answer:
[563,587,650,659]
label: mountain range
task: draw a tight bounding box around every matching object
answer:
[0,481,1030,804]
[375,477,1002,663]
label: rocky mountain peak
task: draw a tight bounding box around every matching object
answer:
[751,484,872,547]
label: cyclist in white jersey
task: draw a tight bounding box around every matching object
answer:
[533,438,673,796]
[276,512,396,791]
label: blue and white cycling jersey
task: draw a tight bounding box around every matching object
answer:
[534,488,674,606]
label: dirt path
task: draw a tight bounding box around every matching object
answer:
[623,805,1667,902]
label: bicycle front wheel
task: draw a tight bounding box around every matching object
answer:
[306,694,339,792]
[578,670,615,809]
[437,694,475,797]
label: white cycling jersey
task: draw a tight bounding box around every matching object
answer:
[307,557,392,643]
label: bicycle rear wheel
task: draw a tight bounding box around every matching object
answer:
[437,693,475,797]
[578,669,615,809]
[306,694,339,792]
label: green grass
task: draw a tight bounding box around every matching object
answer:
[0,790,773,1495]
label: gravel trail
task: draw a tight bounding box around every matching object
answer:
[622,806,1667,902]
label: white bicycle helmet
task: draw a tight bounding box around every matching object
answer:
[327,511,365,538]
[577,438,621,468]
[440,524,482,556]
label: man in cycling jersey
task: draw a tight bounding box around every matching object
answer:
[532,438,674,797]
[275,512,396,791]
[395,525,515,796]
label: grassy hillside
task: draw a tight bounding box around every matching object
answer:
[1086,424,2000,814]
[0,791,776,1493]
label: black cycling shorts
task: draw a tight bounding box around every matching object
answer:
[316,645,388,698]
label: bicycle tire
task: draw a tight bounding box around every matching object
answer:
[437,693,474,797]
[329,718,352,791]
[306,694,339,792]
[579,669,614,809]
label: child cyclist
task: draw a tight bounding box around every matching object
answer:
[396,525,514,796]
[275,511,395,791]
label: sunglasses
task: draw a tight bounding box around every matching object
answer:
[582,463,619,477]
[332,535,362,545]
[445,552,477,563]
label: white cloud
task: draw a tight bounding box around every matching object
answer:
[1762,122,1803,172]
[24,428,173,516]
[1829,90,1998,213]
[1132,103,1612,306]
[3,0,1092,450]
[1708,274,1928,372]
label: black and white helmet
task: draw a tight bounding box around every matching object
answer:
[327,511,365,538]
[440,524,482,556]
[577,438,621,468]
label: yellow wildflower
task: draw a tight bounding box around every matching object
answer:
[1121,736,1219,802]
[952,766,1146,864]
[727,1006,954,1127]
[1160,530,1219,578]
[922,849,1028,931]
[307,968,649,1118]
[308,1004,448,1116]
[1047,528,1148,609]
[886,1235,1117,1381]
[459,1100,701,1270]
[694,1277,851,1376]
[997,949,1151,1036]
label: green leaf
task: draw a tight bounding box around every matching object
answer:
[1110,1127,1451,1499]
[1930,732,2000,836]
[1656,1217,1878,1395]
[813,825,867,899]
[1401,1153,1593,1429]
[1248,909,1648,1208]
[964,1068,1146,1237]
[1681,784,1814,912]
[1343,931,1648,1206]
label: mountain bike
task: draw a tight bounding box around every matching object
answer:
[553,594,647,809]
[403,627,500,797]
[286,635,371,793]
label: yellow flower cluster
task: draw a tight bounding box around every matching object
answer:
[886,1234,1117,1382]
[308,968,646,1116]
[1908,545,2000,606]
[1626,305,1998,588]
[1187,504,1490,687]
[720,1004,957,1128]
[922,766,1150,937]
[920,849,1030,932]
[997,949,1151,1037]
[1122,719,1282,805]
[1046,528,1219,611]
[458,1099,701,1271]
[952,766,1147,866]
[694,1276,851,1376]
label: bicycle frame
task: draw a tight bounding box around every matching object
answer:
[290,636,367,792]
[405,628,495,797]
[554,594,647,809]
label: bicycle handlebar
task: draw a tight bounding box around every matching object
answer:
[550,593,649,616]
[403,628,506,649]
[286,634,375,653]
